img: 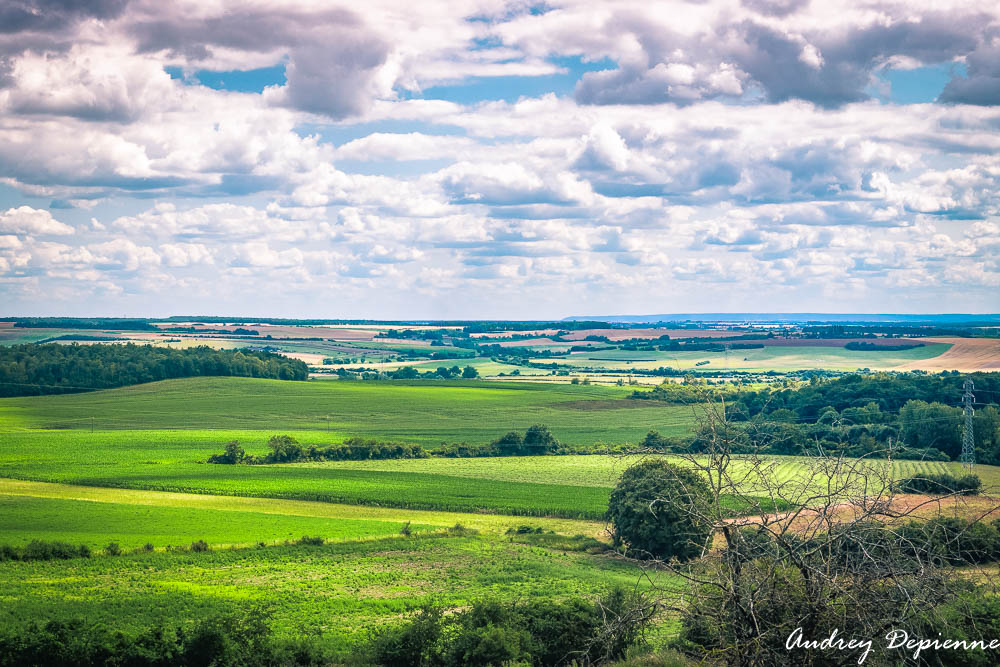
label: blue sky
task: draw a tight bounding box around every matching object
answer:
[0,0,998,318]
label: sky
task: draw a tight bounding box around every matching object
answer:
[0,0,999,319]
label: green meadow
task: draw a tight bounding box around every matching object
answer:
[3,373,997,660]
[0,534,664,657]
[0,376,696,442]
[0,493,438,549]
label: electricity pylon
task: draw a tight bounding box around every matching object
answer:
[961,379,976,470]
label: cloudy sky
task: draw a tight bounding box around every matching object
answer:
[1,0,999,318]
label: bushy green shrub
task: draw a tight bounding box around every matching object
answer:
[0,609,329,666]
[606,460,713,561]
[207,435,429,464]
[893,473,982,495]
[362,588,652,667]
[16,540,91,561]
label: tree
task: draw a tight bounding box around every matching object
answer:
[264,435,303,463]
[976,405,1000,464]
[492,431,523,456]
[462,365,479,379]
[606,459,712,561]
[522,424,558,455]
[900,400,962,458]
[207,440,246,464]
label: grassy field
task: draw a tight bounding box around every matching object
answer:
[0,376,696,443]
[0,534,664,657]
[296,454,1000,494]
[0,493,438,549]
[0,441,613,518]
[0,479,606,538]
[0,378,698,519]
[2,372,997,659]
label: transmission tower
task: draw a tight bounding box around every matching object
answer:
[961,379,976,470]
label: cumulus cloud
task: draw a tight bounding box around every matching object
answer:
[0,206,74,235]
[0,0,997,315]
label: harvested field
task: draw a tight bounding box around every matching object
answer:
[894,337,1000,372]
[470,329,560,338]
[151,323,385,340]
[715,494,1000,548]
[498,337,566,347]
[561,328,755,340]
[734,337,931,347]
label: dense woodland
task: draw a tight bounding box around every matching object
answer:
[0,344,308,397]
[636,373,1000,462]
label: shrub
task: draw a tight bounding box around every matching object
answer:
[190,540,210,553]
[20,540,90,561]
[400,521,412,537]
[362,589,652,667]
[103,541,122,556]
[207,440,246,464]
[606,460,713,561]
[263,435,304,463]
[893,473,982,495]
[447,523,479,536]
[296,535,324,546]
[0,608,330,666]
[523,424,559,455]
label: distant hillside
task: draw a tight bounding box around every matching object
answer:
[564,313,1000,324]
[0,344,308,397]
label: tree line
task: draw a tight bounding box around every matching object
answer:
[633,373,1000,462]
[207,426,565,464]
[0,343,309,397]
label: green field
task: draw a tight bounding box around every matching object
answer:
[0,438,613,518]
[0,494,438,549]
[0,378,695,519]
[547,343,953,371]
[0,534,662,657]
[0,376,695,442]
[3,373,998,660]
[296,454,1000,496]
[0,478,607,537]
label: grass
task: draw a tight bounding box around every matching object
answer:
[0,534,664,657]
[0,444,614,518]
[0,376,696,444]
[0,478,607,537]
[0,493,438,550]
[292,454,1000,492]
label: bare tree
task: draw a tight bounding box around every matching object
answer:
[608,399,1000,666]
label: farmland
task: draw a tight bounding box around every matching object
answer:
[0,377,696,519]
[0,534,664,657]
[545,343,954,372]
[4,319,995,387]
[0,478,608,538]
[2,337,999,663]
[0,376,696,441]
[0,493,439,550]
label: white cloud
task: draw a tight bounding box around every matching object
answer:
[0,0,997,315]
[0,207,74,235]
